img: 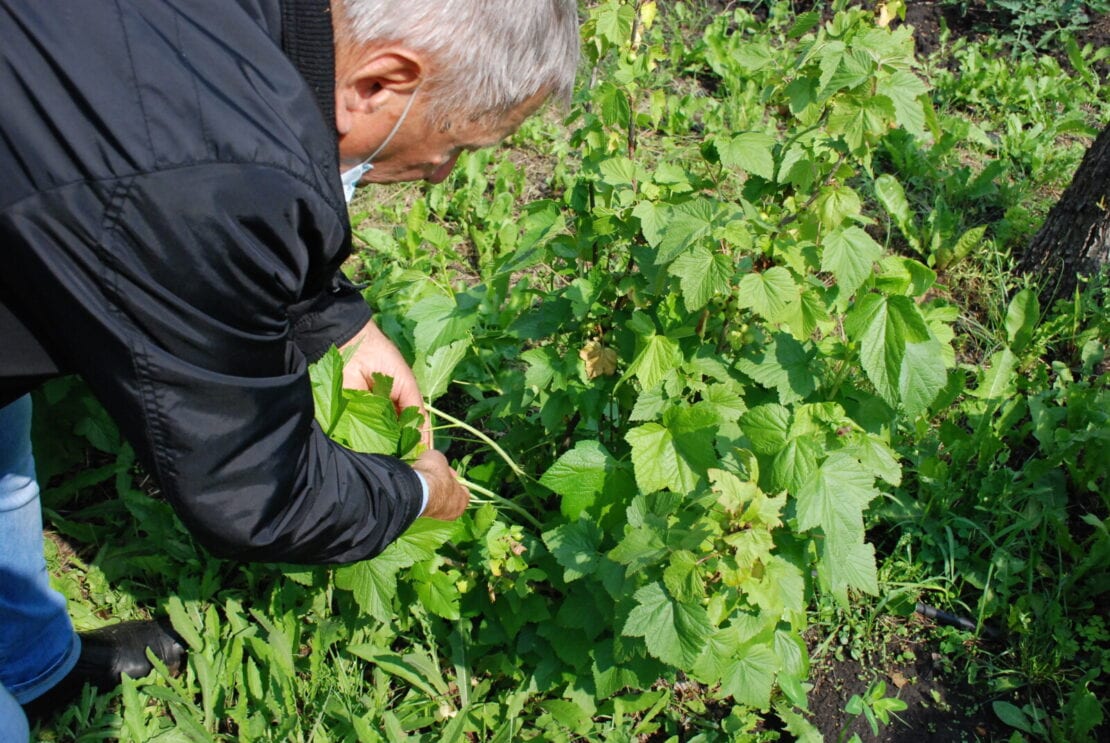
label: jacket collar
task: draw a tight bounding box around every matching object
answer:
[280,0,337,144]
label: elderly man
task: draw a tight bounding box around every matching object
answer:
[0,0,579,736]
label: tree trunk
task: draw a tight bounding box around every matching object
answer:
[1018,123,1110,305]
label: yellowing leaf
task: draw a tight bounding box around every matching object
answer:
[579,340,618,379]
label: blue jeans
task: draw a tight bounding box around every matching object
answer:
[0,395,81,739]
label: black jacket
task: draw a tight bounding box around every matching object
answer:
[0,0,424,563]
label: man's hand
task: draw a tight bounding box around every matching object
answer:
[412,450,470,520]
[339,319,433,448]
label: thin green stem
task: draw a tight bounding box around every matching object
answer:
[426,403,529,480]
[458,476,542,530]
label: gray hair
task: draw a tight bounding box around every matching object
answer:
[337,0,579,124]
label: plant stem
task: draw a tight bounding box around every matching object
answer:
[426,403,529,480]
[458,476,542,530]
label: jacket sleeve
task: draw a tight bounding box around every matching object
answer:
[288,272,373,363]
[13,165,423,564]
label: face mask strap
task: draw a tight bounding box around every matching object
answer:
[364,85,420,166]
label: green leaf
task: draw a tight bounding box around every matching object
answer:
[335,554,405,621]
[649,199,728,265]
[717,132,777,181]
[899,339,948,417]
[740,404,791,455]
[415,340,468,403]
[409,292,480,353]
[332,390,398,454]
[412,563,460,620]
[623,582,711,668]
[721,642,778,708]
[309,346,346,434]
[822,226,883,297]
[816,185,862,231]
[771,436,822,494]
[796,452,878,553]
[737,333,818,405]
[845,293,935,409]
[625,333,683,391]
[346,646,449,698]
[828,94,895,152]
[540,440,617,518]
[874,174,919,252]
[663,551,704,603]
[609,525,668,574]
[993,701,1034,734]
[626,407,719,494]
[737,267,799,322]
[1004,288,1039,355]
[594,1,636,46]
[973,348,1018,401]
[936,225,987,269]
[826,539,879,597]
[543,519,603,582]
[670,246,733,312]
[877,70,929,138]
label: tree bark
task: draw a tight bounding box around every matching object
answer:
[1018,123,1110,305]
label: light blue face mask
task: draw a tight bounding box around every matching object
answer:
[339,87,421,203]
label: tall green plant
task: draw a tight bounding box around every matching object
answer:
[345,0,956,729]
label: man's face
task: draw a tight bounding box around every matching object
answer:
[340,90,546,186]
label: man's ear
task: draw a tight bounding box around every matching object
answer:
[335,49,425,135]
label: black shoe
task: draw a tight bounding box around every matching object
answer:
[22,619,186,721]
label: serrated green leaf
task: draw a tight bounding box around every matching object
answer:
[877,70,929,138]
[625,333,682,391]
[845,293,934,408]
[609,525,668,574]
[743,554,806,616]
[309,346,346,434]
[737,333,818,405]
[415,340,468,403]
[540,440,617,518]
[899,339,948,417]
[784,288,831,340]
[828,94,895,152]
[721,642,778,708]
[796,452,878,552]
[623,582,711,668]
[740,404,792,455]
[670,246,733,311]
[826,539,879,597]
[594,2,636,46]
[771,436,822,494]
[816,185,862,231]
[717,132,776,181]
[626,406,718,493]
[649,199,728,265]
[737,267,799,321]
[543,519,603,581]
[663,551,704,602]
[412,564,460,620]
[332,390,398,454]
[846,434,902,486]
[409,292,480,353]
[822,226,883,296]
